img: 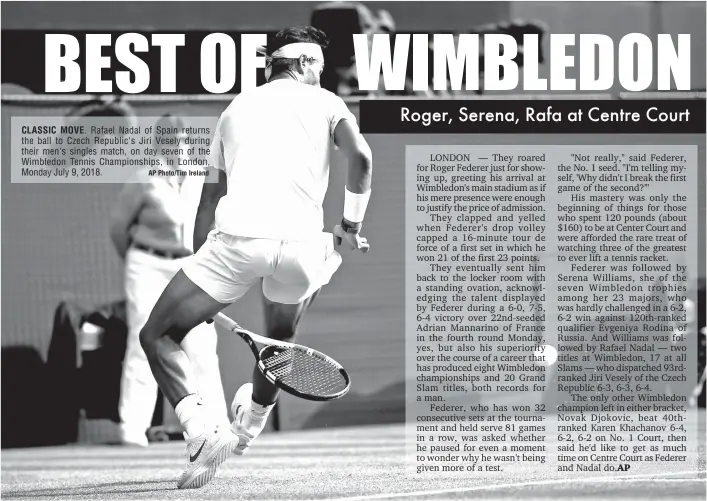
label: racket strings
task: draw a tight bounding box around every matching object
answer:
[261,348,348,397]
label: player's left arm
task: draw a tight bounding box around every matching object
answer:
[330,95,372,252]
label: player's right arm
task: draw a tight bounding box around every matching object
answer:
[333,118,372,252]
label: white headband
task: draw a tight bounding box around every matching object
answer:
[257,42,324,63]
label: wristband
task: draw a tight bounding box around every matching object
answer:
[341,218,362,234]
[343,187,371,223]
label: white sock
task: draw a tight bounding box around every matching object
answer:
[251,399,274,416]
[175,394,206,438]
[239,399,273,431]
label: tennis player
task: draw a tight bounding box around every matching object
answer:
[138,26,373,489]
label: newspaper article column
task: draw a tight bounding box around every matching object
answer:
[405,143,700,478]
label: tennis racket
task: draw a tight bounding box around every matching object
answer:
[210,312,351,401]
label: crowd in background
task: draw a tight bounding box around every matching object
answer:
[310,1,546,97]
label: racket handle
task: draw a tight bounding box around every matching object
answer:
[211,311,242,331]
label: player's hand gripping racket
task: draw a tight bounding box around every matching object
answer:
[210,312,351,401]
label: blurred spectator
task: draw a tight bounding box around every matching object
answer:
[65,97,137,133]
[312,1,380,96]
[669,278,705,406]
[108,114,228,446]
[63,98,138,160]
[376,9,395,34]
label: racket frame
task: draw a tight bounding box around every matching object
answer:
[212,312,351,401]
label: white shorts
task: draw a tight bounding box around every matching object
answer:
[181,230,342,304]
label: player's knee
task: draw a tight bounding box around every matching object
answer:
[139,323,160,356]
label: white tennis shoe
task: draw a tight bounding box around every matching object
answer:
[176,424,239,489]
[231,383,273,455]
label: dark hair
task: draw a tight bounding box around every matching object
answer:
[269,26,329,76]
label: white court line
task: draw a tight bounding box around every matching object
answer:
[312,470,704,501]
[646,479,707,482]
